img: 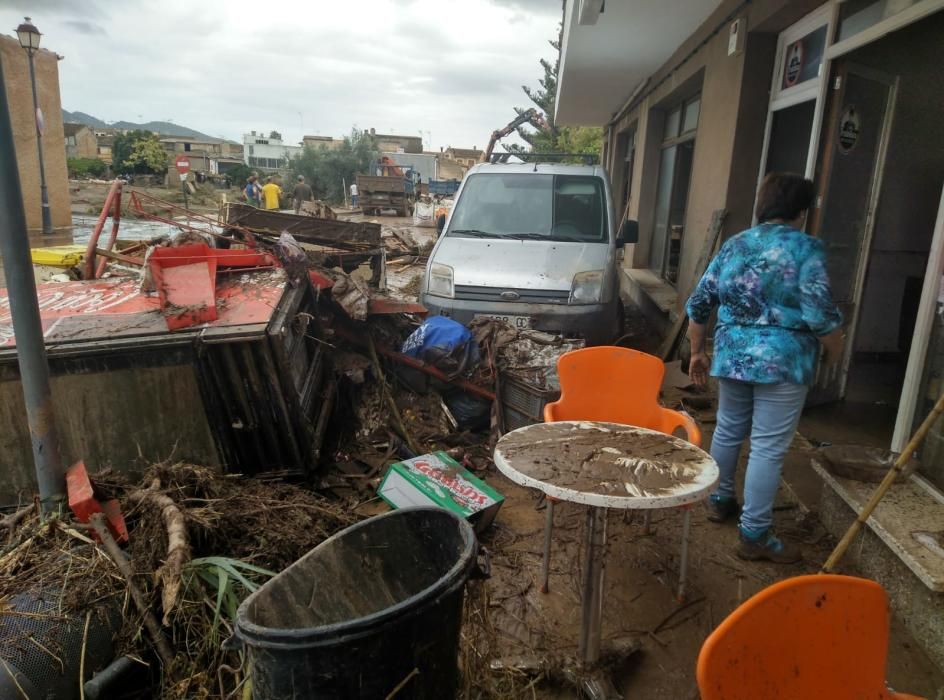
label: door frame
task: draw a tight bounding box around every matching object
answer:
[892,185,944,454]
[755,3,837,196]
[808,62,899,401]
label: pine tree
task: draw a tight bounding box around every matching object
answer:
[508,26,602,160]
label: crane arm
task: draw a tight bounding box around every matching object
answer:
[481,109,548,162]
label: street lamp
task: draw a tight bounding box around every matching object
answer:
[16,17,53,235]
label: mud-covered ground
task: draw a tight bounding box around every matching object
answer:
[340,207,944,700]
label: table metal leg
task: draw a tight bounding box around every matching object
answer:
[677,505,693,602]
[541,497,554,594]
[579,506,607,666]
[576,506,622,699]
[643,510,653,534]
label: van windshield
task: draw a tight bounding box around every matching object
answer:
[447,173,607,243]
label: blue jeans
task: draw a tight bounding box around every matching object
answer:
[710,379,808,533]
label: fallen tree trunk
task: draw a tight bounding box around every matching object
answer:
[89,513,175,668]
[128,482,191,625]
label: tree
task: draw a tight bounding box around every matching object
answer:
[112,130,168,174]
[112,130,150,173]
[226,163,253,188]
[67,157,106,179]
[508,26,602,160]
[290,128,378,203]
[124,132,168,174]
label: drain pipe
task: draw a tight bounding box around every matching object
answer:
[84,656,139,699]
[0,54,65,511]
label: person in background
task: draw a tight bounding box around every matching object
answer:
[686,172,844,564]
[244,175,260,207]
[251,171,264,204]
[261,176,283,211]
[293,175,313,214]
[349,181,358,208]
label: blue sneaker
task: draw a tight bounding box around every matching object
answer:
[737,528,802,564]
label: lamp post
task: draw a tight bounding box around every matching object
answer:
[0,45,65,511]
[16,17,53,235]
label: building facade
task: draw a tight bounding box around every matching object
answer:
[1,34,71,235]
[63,122,97,160]
[558,0,944,668]
[443,147,483,168]
[242,131,302,170]
[368,129,423,154]
[161,136,243,175]
[302,135,343,151]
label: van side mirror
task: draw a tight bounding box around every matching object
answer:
[618,219,639,247]
[436,215,446,234]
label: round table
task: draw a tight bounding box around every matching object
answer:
[494,421,719,698]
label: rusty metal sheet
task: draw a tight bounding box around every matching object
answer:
[0,269,287,348]
[368,298,428,316]
[223,203,381,247]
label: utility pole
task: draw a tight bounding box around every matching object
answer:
[0,50,65,511]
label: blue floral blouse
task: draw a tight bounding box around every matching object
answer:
[685,223,843,385]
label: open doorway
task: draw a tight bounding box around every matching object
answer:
[802,12,944,459]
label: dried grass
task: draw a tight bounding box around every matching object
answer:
[0,462,359,699]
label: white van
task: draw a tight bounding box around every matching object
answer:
[420,162,637,344]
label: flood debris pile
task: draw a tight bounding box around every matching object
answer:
[8,192,614,698]
[0,464,358,699]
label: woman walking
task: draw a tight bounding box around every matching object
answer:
[686,173,844,563]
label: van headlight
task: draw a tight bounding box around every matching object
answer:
[569,270,604,304]
[427,263,454,298]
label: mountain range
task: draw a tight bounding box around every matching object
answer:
[61,109,223,141]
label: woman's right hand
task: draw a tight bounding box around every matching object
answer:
[819,328,846,366]
[689,351,710,389]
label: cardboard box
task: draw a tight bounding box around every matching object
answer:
[378,451,504,532]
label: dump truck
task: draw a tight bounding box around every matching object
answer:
[356,174,414,217]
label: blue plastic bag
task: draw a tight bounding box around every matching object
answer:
[402,316,479,378]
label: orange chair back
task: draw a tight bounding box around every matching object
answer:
[543,346,701,446]
[697,574,923,700]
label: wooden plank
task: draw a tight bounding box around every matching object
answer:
[94,247,145,266]
[657,209,727,361]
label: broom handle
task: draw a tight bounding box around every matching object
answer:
[821,392,944,573]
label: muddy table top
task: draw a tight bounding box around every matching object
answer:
[494,421,719,509]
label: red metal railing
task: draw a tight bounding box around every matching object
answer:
[82,179,123,279]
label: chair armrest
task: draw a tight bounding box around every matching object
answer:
[543,401,561,422]
[659,407,702,447]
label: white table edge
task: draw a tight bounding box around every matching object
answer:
[493,421,720,510]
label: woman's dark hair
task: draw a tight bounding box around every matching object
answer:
[754,172,816,223]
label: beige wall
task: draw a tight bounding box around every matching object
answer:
[607,0,823,306]
[0,35,71,233]
[66,125,97,160]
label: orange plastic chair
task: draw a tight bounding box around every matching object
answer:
[697,574,926,700]
[543,346,701,444]
[540,346,702,598]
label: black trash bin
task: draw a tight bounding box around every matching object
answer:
[232,507,478,700]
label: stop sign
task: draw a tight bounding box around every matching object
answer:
[174,156,191,173]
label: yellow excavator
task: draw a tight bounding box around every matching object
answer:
[480,109,549,163]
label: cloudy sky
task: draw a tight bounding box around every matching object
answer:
[0,0,561,150]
